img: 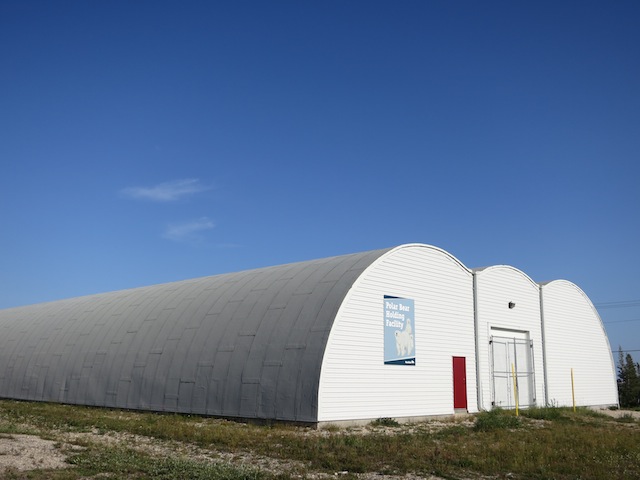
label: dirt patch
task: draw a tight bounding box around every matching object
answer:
[595,408,640,419]
[0,433,70,472]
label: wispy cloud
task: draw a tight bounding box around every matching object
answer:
[121,179,209,202]
[163,217,215,243]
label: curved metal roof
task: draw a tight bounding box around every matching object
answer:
[0,247,392,423]
[472,264,539,288]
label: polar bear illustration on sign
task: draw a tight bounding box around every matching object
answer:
[394,318,414,356]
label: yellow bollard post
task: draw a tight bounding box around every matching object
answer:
[571,368,576,412]
[511,363,519,416]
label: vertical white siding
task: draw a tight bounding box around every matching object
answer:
[474,266,544,411]
[541,281,618,407]
[318,244,476,423]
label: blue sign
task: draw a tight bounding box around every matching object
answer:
[384,296,415,365]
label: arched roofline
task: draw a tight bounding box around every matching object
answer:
[472,264,539,290]
[540,279,609,335]
[540,278,618,405]
[382,243,472,274]
[320,243,471,364]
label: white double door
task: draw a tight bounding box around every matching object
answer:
[490,329,536,408]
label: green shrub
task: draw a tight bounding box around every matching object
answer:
[370,417,400,427]
[474,408,521,431]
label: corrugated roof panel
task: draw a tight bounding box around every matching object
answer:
[0,247,392,422]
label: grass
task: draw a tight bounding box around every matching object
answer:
[0,400,639,479]
[616,413,637,423]
[520,405,564,421]
[473,407,521,431]
[67,445,264,480]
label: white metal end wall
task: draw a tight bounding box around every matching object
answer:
[318,244,477,423]
[474,266,545,411]
[540,280,618,407]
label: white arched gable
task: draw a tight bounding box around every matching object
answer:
[318,244,476,423]
[540,280,618,407]
[473,265,544,411]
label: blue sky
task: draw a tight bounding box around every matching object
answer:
[1,1,639,357]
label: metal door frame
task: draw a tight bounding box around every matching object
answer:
[490,333,536,408]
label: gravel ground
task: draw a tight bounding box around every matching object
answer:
[0,408,636,478]
[0,433,70,472]
[0,428,446,479]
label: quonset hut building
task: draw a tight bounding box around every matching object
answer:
[0,244,618,425]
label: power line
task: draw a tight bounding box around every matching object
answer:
[603,318,640,324]
[596,300,640,309]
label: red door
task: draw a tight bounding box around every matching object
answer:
[453,356,468,410]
